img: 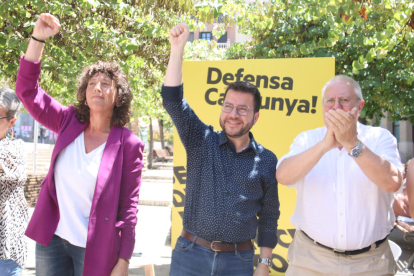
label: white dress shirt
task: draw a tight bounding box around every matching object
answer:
[277,122,403,250]
[54,131,106,247]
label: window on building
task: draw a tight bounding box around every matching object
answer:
[217,31,227,43]
[393,121,400,144]
[189,32,194,42]
[200,32,212,41]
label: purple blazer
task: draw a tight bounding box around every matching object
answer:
[16,56,144,276]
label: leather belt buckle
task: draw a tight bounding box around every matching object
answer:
[333,248,345,253]
[211,241,222,252]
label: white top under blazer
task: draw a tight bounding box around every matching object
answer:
[54,131,106,247]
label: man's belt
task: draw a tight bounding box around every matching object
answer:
[302,231,388,256]
[181,230,253,252]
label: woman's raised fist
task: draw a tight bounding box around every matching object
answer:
[32,13,61,41]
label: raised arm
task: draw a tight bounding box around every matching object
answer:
[164,23,190,86]
[162,23,208,151]
[16,13,68,133]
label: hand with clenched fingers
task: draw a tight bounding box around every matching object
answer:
[32,13,61,41]
[169,22,190,51]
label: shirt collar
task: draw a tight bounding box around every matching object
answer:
[219,131,258,154]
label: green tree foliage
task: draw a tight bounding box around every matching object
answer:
[223,0,414,124]
[0,0,212,122]
[4,0,411,124]
[184,39,226,61]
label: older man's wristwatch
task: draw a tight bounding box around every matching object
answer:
[258,258,272,268]
[348,140,363,158]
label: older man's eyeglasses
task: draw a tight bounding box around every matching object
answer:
[322,98,359,107]
[222,103,252,116]
[0,116,13,120]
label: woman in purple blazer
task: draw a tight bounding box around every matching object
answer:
[15,14,144,276]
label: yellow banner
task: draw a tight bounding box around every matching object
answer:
[172,58,335,274]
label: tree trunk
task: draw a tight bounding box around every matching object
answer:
[148,117,154,169]
[159,119,165,149]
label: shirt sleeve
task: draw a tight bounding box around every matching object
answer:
[117,133,145,259]
[373,128,404,192]
[257,154,280,248]
[15,56,68,133]
[375,129,403,171]
[162,84,208,151]
[0,139,27,186]
[276,131,309,188]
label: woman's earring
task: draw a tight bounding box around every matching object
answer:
[5,128,12,138]
[85,100,88,106]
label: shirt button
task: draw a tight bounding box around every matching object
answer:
[340,213,343,216]
[341,235,343,238]
[105,217,109,223]
[339,192,342,195]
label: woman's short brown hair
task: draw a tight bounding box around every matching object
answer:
[74,61,132,127]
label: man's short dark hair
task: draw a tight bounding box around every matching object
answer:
[224,81,261,113]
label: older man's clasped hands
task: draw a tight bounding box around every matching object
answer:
[325,107,359,151]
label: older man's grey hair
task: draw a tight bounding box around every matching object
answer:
[321,75,363,100]
[0,87,22,119]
